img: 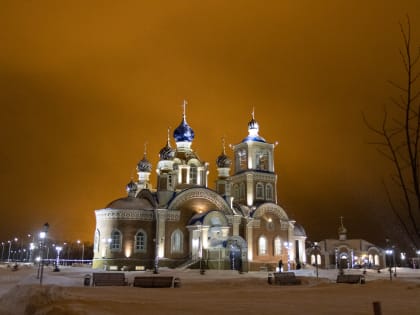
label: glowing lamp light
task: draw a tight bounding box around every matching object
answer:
[125,246,132,258]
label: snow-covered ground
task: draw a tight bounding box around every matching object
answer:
[0,263,419,315]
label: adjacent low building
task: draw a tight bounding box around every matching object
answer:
[308,217,385,269]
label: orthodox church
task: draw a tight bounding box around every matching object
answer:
[93,104,307,272]
[309,217,385,269]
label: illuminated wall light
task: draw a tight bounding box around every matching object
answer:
[125,247,131,258]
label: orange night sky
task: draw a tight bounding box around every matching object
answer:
[1,1,419,247]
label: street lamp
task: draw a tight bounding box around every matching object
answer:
[311,242,320,279]
[29,242,35,263]
[385,249,393,281]
[77,240,85,263]
[1,242,5,261]
[7,240,12,262]
[54,246,62,271]
[38,223,49,285]
[392,246,397,277]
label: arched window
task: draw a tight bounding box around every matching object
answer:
[256,151,269,170]
[94,229,100,253]
[110,230,122,251]
[258,235,267,256]
[256,182,264,199]
[238,149,247,171]
[190,167,197,184]
[134,230,147,253]
[274,237,282,256]
[266,184,273,201]
[374,254,380,266]
[171,229,183,253]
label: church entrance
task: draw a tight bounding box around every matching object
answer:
[339,253,349,269]
[229,242,242,271]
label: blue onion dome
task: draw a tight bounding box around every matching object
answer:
[159,140,175,160]
[242,109,266,143]
[137,155,152,172]
[173,101,195,142]
[126,179,137,194]
[173,116,194,142]
[216,137,231,168]
[216,152,231,168]
[248,117,259,131]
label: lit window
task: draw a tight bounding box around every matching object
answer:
[135,230,147,252]
[374,254,379,266]
[256,151,269,170]
[258,236,267,255]
[171,229,183,253]
[266,184,273,200]
[110,230,122,251]
[274,237,282,256]
[190,167,197,184]
[237,149,247,171]
[256,183,264,199]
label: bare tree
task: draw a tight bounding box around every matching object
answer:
[364,16,420,250]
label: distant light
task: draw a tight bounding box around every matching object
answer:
[39,232,46,239]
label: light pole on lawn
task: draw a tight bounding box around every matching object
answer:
[385,249,393,281]
[77,240,85,263]
[417,250,420,269]
[1,242,5,261]
[312,242,320,280]
[54,246,62,272]
[39,223,49,285]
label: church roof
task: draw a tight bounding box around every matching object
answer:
[294,223,307,237]
[106,196,154,210]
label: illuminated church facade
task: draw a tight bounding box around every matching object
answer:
[93,105,307,271]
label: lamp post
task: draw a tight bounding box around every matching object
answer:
[77,240,85,263]
[310,242,320,279]
[1,242,5,261]
[392,246,397,277]
[39,223,49,285]
[54,246,62,272]
[385,249,393,281]
[7,240,12,262]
